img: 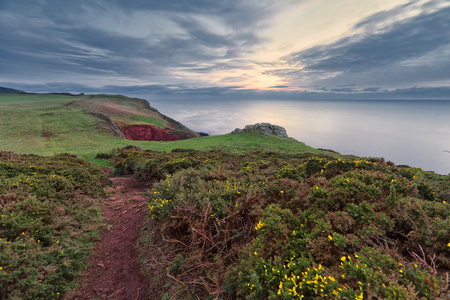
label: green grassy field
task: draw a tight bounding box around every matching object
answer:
[0,94,336,167]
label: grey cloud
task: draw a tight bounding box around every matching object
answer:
[0,0,278,84]
[1,0,448,97]
[284,2,450,89]
[269,85,289,88]
[3,81,450,100]
[329,88,357,93]
[363,87,381,92]
[315,44,450,89]
[294,6,450,71]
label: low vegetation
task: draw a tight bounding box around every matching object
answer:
[0,151,108,299]
[110,147,450,299]
[1,93,449,299]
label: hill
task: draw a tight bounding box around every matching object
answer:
[0,93,200,163]
[0,86,26,94]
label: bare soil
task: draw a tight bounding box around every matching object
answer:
[120,124,184,141]
[65,175,151,300]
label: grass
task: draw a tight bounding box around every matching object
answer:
[130,115,169,128]
[0,94,337,166]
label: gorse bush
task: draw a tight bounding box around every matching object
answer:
[112,148,450,299]
[0,152,108,299]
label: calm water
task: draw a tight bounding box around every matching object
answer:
[147,99,450,175]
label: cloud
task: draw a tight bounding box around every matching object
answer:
[0,0,287,86]
[1,0,448,95]
[283,1,450,89]
[363,87,381,92]
[4,81,449,101]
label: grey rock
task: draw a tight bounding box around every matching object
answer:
[91,112,126,138]
[231,128,243,134]
[232,123,288,137]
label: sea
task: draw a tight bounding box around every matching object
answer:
[145,98,450,175]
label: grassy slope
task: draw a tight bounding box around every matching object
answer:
[0,94,338,167]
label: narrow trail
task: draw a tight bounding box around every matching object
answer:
[65,176,150,300]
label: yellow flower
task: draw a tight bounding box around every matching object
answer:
[255,220,265,230]
[447,243,450,247]
[340,256,346,261]
[328,235,333,241]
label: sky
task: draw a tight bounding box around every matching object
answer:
[1,0,450,99]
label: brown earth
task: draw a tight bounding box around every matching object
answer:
[119,124,184,141]
[65,174,151,300]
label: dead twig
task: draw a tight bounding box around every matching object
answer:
[407,244,438,276]
[162,233,188,247]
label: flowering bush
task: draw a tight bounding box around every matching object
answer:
[114,149,450,299]
[0,152,108,299]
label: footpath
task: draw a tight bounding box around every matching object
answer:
[65,176,150,299]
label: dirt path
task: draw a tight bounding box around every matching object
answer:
[65,176,150,300]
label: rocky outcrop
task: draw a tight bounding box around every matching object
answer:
[232,123,288,137]
[91,113,126,139]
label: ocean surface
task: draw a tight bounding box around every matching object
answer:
[146,98,450,175]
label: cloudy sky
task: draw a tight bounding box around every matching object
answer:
[1,0,450,98]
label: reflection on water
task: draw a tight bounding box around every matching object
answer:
[147,98,450,175]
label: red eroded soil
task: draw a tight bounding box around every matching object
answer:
[120,125,184,141]
[65,175,150,300]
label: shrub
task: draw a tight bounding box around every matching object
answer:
[112,149,450,299]
[0,152,107,299]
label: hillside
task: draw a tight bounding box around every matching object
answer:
[0,86,26,94]
[0,93,199,162]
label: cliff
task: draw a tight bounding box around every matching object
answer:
[66,94,199,141]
